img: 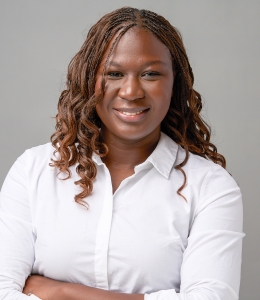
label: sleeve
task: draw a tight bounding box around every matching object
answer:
[0,153,41,300]
[145,165,244,300]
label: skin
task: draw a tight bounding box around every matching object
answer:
[96,27,174,192]
[23,27,175,300]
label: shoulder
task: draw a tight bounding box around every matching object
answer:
[176,145,216,171]
[160,133,234,185]
[16,143,55,174]
[161,133,237,187]
[24,142,54,157]
[179,148,242,222]
[176,144,233,182]
[169,140,241,203]
[1,143,56,194]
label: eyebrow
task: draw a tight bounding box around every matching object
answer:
[107,60,167,68]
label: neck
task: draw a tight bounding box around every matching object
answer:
[100,129,160,169]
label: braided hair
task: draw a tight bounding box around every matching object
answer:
[50,7,226,206]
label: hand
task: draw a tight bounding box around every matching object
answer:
[23,275,64,300]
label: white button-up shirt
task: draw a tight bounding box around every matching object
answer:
[0,133,244,300]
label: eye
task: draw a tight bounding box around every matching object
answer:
[142,71,161,79]
[107,71,123,79]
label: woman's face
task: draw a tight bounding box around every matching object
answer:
[95,27,174,143]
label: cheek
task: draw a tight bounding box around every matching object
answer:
[159,100,171,121]
[152,82,173,107]
[150,77,173,96]
[155,89,172,121]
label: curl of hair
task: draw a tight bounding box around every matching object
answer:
[50,7,226,206]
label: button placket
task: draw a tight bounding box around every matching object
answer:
[94,166,113,290]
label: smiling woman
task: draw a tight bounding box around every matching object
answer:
[95,28,174,191]
[0,7,244,300]
[95,28,174,141]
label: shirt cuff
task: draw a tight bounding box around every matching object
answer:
[144,289,180,300]
[29,294,42,300]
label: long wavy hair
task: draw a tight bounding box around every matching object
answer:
[50,7,226,207]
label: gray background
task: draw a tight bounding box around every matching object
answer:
[0,1,259,299]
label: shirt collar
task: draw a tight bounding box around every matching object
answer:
[92,132,179,178]
[92,152,104,166]
[145,132,178,179]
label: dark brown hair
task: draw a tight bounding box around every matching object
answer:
[50,7,226,206]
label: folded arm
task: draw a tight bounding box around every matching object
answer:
[23,275,143,300]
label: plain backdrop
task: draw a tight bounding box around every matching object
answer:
[0,1,259,299]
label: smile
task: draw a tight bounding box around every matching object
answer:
[113,108,149,122]
[120,110,146,116]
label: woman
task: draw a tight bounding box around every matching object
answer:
[0,7,244,300]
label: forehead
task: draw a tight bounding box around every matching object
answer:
[100,27,172,67]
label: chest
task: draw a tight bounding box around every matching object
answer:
[30,164,192,291]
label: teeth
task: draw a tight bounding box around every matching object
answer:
[120,110,144,116]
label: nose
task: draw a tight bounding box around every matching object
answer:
[118,76,145,101]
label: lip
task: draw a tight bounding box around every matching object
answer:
[113,107,150,122]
